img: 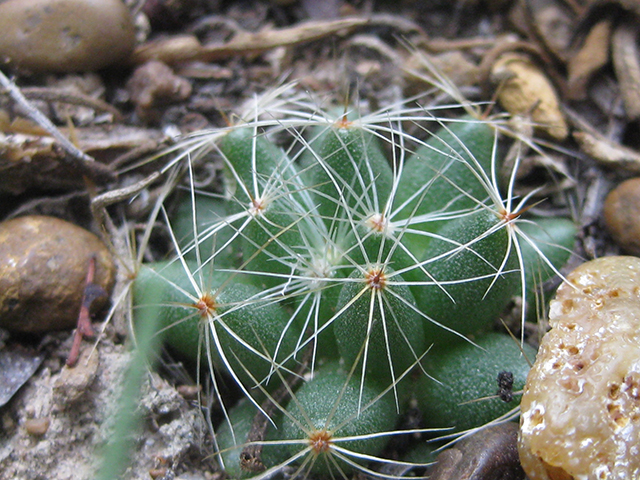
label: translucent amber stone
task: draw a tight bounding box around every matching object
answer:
[519,256,640,480]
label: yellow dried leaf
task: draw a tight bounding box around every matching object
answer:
[567,20,612,100]
[612,22,640,120]
[492,53,568,141]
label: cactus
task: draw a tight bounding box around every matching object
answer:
[131,87,576,478]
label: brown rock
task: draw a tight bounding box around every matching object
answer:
[604,177,640,256]
[0,215,115,333]
[0,0,136,73]
[54,347,100,403]
[428,422,525,480]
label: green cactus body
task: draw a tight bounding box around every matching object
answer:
[219,127,298,198]
[172,193,237,267]
[239,198,306,289]
[333,267,424,384]
[219,127,306,288]
[307,121,393,227]
[215,397,287,479]
[280,364,398,475]
[133,261,301,389]
[291,283,342,361]
[411,208,518,345]
[414,332,535,433]
[137,97,575,477]
[345,214,417,277]
[393,117,495,258]
[517,216,576,318]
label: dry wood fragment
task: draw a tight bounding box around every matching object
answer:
[567,106,640,173]
[574,130,640,172]
[612,21,640,120]
[491,52,568,140]
[131,17,369,66]
[567,19,612,100]
[0,70,115,183]
[18,87,123,121]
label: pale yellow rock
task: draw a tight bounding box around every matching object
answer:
[518,256,640,480]
[492,53,568,141]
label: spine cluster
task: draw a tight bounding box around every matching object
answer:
[133,93,575,477]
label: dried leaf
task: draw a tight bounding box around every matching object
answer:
[528,0,575,61]
[567,20,612,100]
[574,130,640,172]
[612,21,640,120]
[404,50,479,96]
[492,52,568,140]
[127,61,192,122]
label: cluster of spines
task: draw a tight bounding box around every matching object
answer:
[132,89,576,479]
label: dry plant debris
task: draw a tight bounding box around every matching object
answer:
[491,52,568,140]
[127,60,193,122]
[566,19,612,100]
[130,17,370,65]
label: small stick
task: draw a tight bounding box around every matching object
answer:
[240,348,313,472]
[91,171,162,221]
[66,256,107,367]
[15,87,124,121]
[0,70,115,183]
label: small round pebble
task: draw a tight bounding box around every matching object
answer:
[25,417,51,436]
[0,0,136,73]
[0,215,115,333]
[604,177,640,256]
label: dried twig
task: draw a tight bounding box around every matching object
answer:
[131,17,369,65]
[0,70,115,183]
[567,107,640,172]
[91,171,163,223]
[17,87,124,121]
[67,256,107,367]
